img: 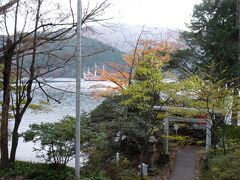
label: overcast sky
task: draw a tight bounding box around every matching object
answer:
[1,0,202,35]
[80,0,201,29]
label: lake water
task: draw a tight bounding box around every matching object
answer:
[8,78,116,164]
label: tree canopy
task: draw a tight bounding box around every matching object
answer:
[173,0,239,83]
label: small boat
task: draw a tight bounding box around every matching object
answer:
[83,63,105,81]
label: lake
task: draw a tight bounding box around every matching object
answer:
[8,78,116,165]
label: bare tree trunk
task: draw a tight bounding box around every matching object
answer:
[237,0,240,86]
[9,0,41,164]
[9,113,21,163]
[1,38,13,168]
[232,0,240,126]
[232,88,239,126]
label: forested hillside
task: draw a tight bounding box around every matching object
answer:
[0,35,124,77]
[61,36,124,77]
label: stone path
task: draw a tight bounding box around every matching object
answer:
[170,146,200,180]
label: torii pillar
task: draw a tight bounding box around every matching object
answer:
[163,118,212,154]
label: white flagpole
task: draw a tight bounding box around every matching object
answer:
[75,0,82,179]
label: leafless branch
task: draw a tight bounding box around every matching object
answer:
[0,0,19,14]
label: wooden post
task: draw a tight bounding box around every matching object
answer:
[206,120,212,151]
[163,118,169,154]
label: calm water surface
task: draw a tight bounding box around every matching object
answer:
[8,78,116,164]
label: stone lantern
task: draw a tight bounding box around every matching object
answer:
[147,135,158,175]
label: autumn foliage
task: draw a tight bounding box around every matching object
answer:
[93,36,180,97]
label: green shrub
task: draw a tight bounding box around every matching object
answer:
[0,161,109,180]
[23,115,107,166]
[162,135,204,146]
[201,151,240,180]
[23,116,76,165]
[105,158,143,180]
[81,171,109,180]
[224,126,240,139]
[0,161,75,180]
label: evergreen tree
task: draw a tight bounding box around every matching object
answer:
[171,0,239,125]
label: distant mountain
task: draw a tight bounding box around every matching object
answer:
[57,36,124,77]
[0,35,124,78]
[1,24,179,78]
[84,24,180,52]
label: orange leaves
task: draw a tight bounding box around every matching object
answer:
[98,63,130,89]
[92,37,180,97]
[138,39,179,63]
